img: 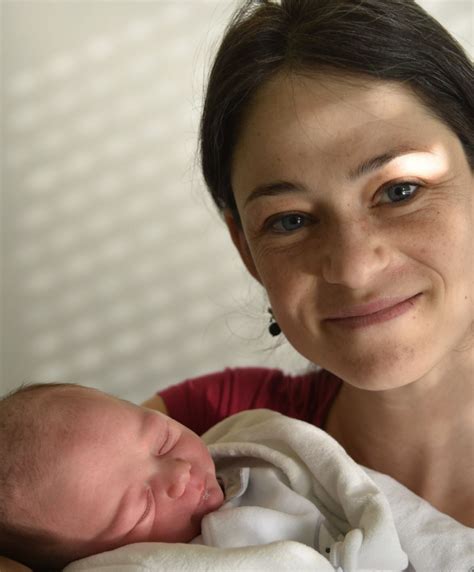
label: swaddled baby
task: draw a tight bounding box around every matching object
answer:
[0,383,224,571]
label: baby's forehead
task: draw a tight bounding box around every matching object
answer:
[48,384,104,401]
[42,387,128,443]
[8,386,136,527]
[45,385,120,413]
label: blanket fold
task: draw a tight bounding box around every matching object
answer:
[200,409,407,571]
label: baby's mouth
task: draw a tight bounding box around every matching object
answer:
[197,475,221,509]
[198,475,211,504]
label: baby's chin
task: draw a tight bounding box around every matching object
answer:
[162,484,223,544]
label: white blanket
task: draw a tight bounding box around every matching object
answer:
[64,410,473,572]
[364,468,474,572]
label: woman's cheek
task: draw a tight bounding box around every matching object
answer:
[250,242,293,281]
[250,228,316,266]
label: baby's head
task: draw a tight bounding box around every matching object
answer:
[0,383,224,570]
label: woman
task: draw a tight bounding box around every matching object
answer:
[145,0,473,527]
[1,0,471,570]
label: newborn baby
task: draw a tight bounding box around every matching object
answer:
[0,383,224,571]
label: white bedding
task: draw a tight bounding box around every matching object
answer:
[64,410,473,572]
[364,468,474,572]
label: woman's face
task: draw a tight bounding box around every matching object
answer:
[229,72,473,389]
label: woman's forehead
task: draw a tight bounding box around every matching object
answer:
[239,73,430,147]
[231,72,445,187]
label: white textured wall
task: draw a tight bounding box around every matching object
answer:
[1,0,472,403]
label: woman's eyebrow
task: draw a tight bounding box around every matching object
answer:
[347,145,420,180]
[244,180,305,207]
[243,146,426,207]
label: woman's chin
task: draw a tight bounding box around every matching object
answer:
[334,354,436,392]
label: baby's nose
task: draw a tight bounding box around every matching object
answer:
[165,459,192,499]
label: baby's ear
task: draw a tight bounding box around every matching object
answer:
[224,211,262,284]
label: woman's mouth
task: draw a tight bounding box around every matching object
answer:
[324,293,422,329]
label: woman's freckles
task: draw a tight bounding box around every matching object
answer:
[231,71,472,391]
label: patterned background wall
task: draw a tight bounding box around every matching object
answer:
[1,0,472,403]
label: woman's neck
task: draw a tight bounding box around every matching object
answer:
[325,348,474,525]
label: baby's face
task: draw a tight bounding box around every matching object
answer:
[26,388,224,558]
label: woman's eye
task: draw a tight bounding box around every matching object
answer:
[379,182,420,204]
[269,213,308,233]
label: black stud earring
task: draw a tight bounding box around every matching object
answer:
[268,307,281,336]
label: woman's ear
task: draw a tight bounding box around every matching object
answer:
[224,210,262,284]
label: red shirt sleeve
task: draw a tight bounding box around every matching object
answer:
[159,367,341,435]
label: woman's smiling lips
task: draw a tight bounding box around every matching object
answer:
[324,294,422,329]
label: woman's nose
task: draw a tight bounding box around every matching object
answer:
[320,220,390,289]
[161,459,192,499]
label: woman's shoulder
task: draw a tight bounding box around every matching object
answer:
[160,366,339,405]
[159,366,342,434]
[220,366,341,398]
[213,365,341,390]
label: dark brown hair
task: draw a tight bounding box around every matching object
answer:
[200,0,474,224]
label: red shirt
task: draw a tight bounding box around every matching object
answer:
[159,367,342,436]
